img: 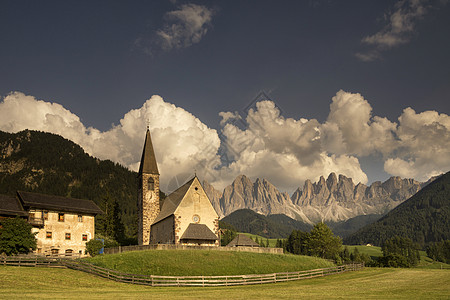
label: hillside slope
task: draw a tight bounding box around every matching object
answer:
[0,130,138,237]
[344,171,450,247]
[220,209,312,238]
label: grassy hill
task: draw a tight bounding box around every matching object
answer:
[220,209,312,239]
[85,250,335,276]
[0,130,138,238]
[344,171,450,247]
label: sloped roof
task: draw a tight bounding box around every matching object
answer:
[152,177,195,224]
[17,191,103,215]
[226,234,260,247]
[180,223,218,241]
[138,129,159,175]
[0,194,27,216]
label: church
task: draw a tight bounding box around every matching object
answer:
[137,128,219,246]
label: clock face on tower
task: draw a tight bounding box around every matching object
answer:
[192,214,200,223]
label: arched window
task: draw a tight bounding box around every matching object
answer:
[148,177,154,191]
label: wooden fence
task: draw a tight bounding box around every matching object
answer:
[0,256,363,287]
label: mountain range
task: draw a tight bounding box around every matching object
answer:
[1,129,440,241]
[204,173,430,225]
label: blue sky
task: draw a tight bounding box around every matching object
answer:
[1,0,449,192]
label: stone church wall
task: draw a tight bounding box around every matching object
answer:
[175,179,219,246]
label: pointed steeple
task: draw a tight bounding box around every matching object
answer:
[138,128,159,175]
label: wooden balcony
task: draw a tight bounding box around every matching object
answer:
[28,217,44,227]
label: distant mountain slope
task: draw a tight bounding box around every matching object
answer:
[220,209,312,239]
[344,171,450,247]
[0,130,138,237]
[327,214,384,238]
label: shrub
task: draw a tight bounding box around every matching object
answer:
[86,239,104,257]
[0,217,37,256]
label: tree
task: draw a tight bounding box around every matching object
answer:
[306,222,342,259]
[340,246,351,263]
[380,236,420,267]
[220,229,237,246]
[286,230,309,255]
[350,247,361,262]
[96,194,125,245]
[427,240,450,264]
[86,239,104,257]
[0,217,37,255]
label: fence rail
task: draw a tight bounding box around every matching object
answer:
[0,256,363,287]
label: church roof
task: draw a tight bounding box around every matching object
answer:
[180,223,218,241]
[152,177,196,224]
[0,194,27,216]
[17,191,103,215]
[226,234,260,247]
[138,128,159,175]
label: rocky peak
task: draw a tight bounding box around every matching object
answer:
[326,172,338,192]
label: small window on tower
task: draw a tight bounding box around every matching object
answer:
[148,177,154,191]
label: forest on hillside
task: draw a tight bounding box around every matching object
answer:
[0,130,139,241]
[344,171,450,248]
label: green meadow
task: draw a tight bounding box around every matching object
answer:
[1,266,448,299]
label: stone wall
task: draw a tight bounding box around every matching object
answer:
[138,173,160,245]
[104,244,284,255]
[31,210,94,256]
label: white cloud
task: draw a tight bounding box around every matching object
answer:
[218,99,369,191]
[156,4,215,51]
[1,90,448,192]
[219,111,241,126]
[322,90,398,156]
[356,0,434,61]
[385,107,450,181]
[0,92,221,193]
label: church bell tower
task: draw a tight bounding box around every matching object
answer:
[138,127,160,245]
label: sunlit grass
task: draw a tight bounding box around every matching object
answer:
[84,249,335,276]
[1,266,449,299]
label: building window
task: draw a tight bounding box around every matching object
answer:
[51,249,59,255]
[58,213,65,222]
[43,211,48,220]
[46,232,52,239]
[82,234,88,241]
[78,215,83,222]
[65,233,71,240]
[148,177,154,191]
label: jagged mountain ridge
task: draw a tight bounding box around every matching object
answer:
[203,173,428,224]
